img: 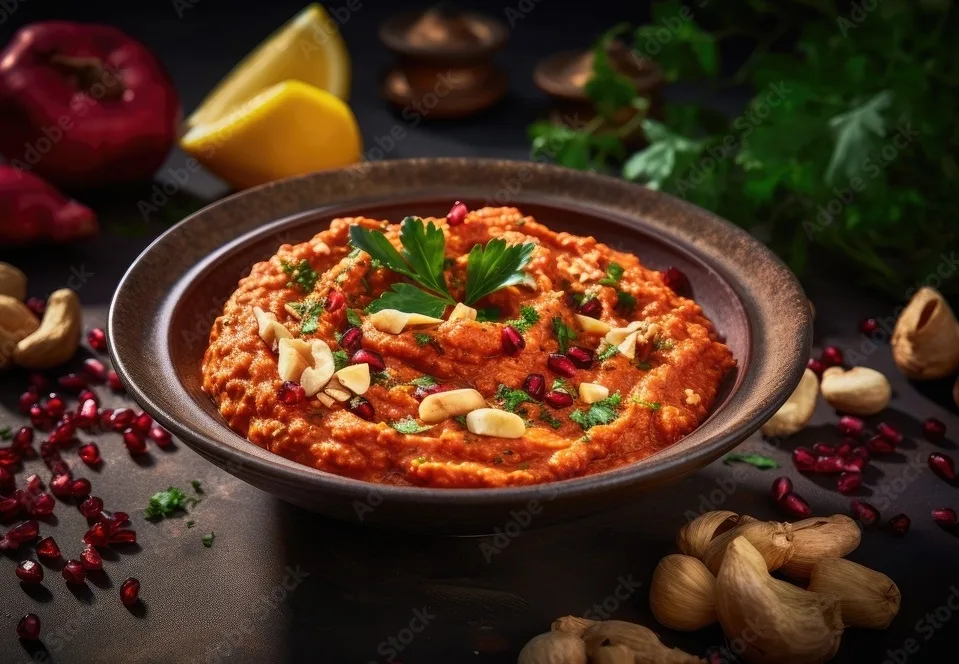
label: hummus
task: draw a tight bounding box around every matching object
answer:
[202,206,735,488]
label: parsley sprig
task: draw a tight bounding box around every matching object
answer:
[570,393,622,431]
[505,305,541,333]
[280,259,319,293]
[552,317,577,353]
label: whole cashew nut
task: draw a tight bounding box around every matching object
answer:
[820,366,891,416]
[0,295,40,369]
[761,368,818,437]
[13,289,82,369]
[0,262,27,300]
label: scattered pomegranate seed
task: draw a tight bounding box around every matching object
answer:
[0,447,21,469]
[347,396,375,421]
[326,290,345,312]
[932,507,958,529]
[83,522,109,547]
[922,418,947,442]
[50,474,72,498]
[339,326,363,354]
[108,529,137,545]
[661,266,691,295]
[87,327,107,351]
[813,442,836,456]
[35,536,61,559]
[792,447,816,472]
[57,373,87,392]
[120,577,141,606]
[80,358,107,383]
[18,391,38,414]
[148,425,173,448]
[859,318,879,335]
[97,511,130,532]
[850,446,870,462]
[98,408,114,431]
[6,520,39,545]
[29,404,50,429]
[929,453,956,481]
[544,390,573,409]
[109,408,135,431]
[523,374,546,401]
[123,429,147,455]
[566,346,594,369]
[25,474,43,494]
[350,348,385,372]
[837,415,864,438]
[771,476,792,502]
[11,426,33,453]
[412,383,454,401]
[78,443,101,466]
[778,492,812,518]
[851,500,880,526]
[28,373,48,391]
[277,381,305,405]
[578,297,601,318]
[71,478,92,498]
[80,544,103,571]
[79,496,104,519]
[835,441,852,458]
[446,200,468,226]
[16,560,43,584]
[29,493,55,517]
[107,371,124,391]
[0,496,21,520]
[877,422,903,445]
[837,472,862,495]
[813,456,845,473]
[887,513,911,537]
[806,358,825,375]
[844,456,868,473]
[26,295,46,317]
[501,326,525,356]
[62,559,85,584]
[546,353,576,377]
[0,466,12,494]
[16,614,40,640]
[867,435,896,455]
[821,345,843,367]
[78,388,99,406]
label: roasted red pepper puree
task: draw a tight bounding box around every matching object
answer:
[203,207,735,488]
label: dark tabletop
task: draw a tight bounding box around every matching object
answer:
[1,1,957,663]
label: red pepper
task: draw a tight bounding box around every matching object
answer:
[0,166,97,243]
[0,22,180,187]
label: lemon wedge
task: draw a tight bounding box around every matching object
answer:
[185,4,350,129]
[180,80,361,190]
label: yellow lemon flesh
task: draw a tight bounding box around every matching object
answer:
[180,80,361,190]
[186,4,350,129]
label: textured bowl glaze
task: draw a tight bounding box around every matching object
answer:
[109,158,810,533]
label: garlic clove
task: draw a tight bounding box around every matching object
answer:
[518,631,587,664]
[617,331,639,359]
[582,621,702,664]
[716,537,844,664]
[447,302,477,322]
[892,287,959,379]
[650,554,717,631]
[676,511,739,559]
[808,557,900,629]
[779,515,861,579]
[323,375,352,402]
[575,314,611,335]
[418,388,488,423]
[579,382,609,404]
[761,368,818,437]
[300,340,335,396]
[820,366,891,416]
[702,520,794,575]
[368,309,410,334]
[465,408,526,438]
[277,338,311,382]
[334,363,371,395]
[550,616,598,637]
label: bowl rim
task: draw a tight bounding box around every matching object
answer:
[109,158,810,508]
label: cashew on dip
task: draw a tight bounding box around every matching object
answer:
[202,206,735,488]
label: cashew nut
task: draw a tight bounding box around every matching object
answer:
[369,308,444,334]
[254,306,292,351]
[333,363,370,395]
[0,295,40,369]
[605,321,643,346]
[277,338,335,397]
[574,314,610,335]
[447,302,477,322]
[0,262,27,300]
[761,368,819,437]
[323,375,352,402]
[579,382,609,404]
[418,388,487,423]
[820,366,891,416]
[13,289,81,369]
[892,287,959,379]
[465,408,525,438]
[617,332,638,359]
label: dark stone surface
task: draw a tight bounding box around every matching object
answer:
[1,1,956,663]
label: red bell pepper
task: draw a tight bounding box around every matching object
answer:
[0,22,181,187]
[0,166,97,244]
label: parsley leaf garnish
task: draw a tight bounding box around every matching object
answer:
[288,300,324,334]
[552,317,577,353]
[202,532,215,548]
[346,309,362,327]
[191,480,204,494]
[414,333,433,346]
[655,337,675,351]
[631,397,661,410]
[332,350,349,371]
[570,393,622,430]
[616,290,637,313]
[408,375,436,387]
[280,259,319,293]
[365,283,451,318]
[538,408,562,429]
[350,218,451,297]
[186,520,195,529]
[0,426,11,440]
[476,307,500,322]
[496,384,535,413]
[389,417,434,434]
[145,487,188,519]
[505,305,540,333]
[464,239,536,304]
[596,344,620,362]
[551,378,568,391]
[724,453,780,470]
[598,262,625,286]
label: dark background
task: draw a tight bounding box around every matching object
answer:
[2,1,958,663]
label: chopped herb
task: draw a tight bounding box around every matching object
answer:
[631,397,662,410]
[655,337,675,351]
[0,426,11,440]
[724,453,780,470]
[598,262,625,286]
[570,393,623,431]
[616,290,637,312]
[596,344,620,362]
[371,371,393,387]
[145,487,188,519]
[369,258,383,270]
[280,259,319,293]
[390,417,434,434]
[538,408,562,429]
[346,309,362,327]
[635,361,653,370]
[414,333,433,346]
[515,219,526,226]
[412,456,427,465]
[551,378,568,391]
[496,384,535,413]
[202,532,215,548]
[191,480,204,494]
[332,350,349,371]
[551,317,577,353]
[334,330,344,343]
[453,415,468,427]
[505,305,540,333]
[580,434,592,442]
[571,292,587,305]
[288,300,324,334]
[408,375,436,387]
[186,520,195,529]
[476,307,501,322]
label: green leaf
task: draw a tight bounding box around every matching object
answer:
[598,262,624,286]
[408,375,436,387]
[288,300,324,334]
[552,317,577,354]
[202,532,215,548]
[389,417,434,435]
[570,393,622,430]
[365,283,451,318]
[413,333,433,346]
[191,480,204,494]
[623,120,704,188]
[398,217,450,296]
[145,487,187,519]
[585,24,637,117]
[616,290,637,313]
[825,91,893,185]
[631,397,661,410]
[464,239,536,305]
[505,305,541,333]
[280,259,319,293]
[346,309,362,327]
[551,378,568,391]
[596,344,620,362]
[476,307,501,322]
[332,350,349,371]
[538,408,563,430]
[496,384,535,413]
[0,426,11,440]
[723,453,780,469]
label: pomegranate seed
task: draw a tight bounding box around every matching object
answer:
[887,513,911,536]
[29,404,50,429]
[835,441,852,458]
[79,496,104,518]
[929,453,956,481]
[821,345,843,367]
[109,408,135,431]
[18,391,38,414]
[859,318,879,335]
[661,266,690,294]
[80,358,107,383]
[148,425,173,448]
[922,417,947,442]
[850,446,870,461]
[16,614,40,640]
[566,346,594,369]
[326,290,345,312]
[413,383,454,401]
[107,370,124,391]
[16,560,43,584]
[0,467,12,494]
[35,536,61,559]
[57,373,87,391]
[0,496,21,520]
[347,396,375,421]
[78,443,101,466]
[792,447,816,472]
[277,381,305,405]
[867,435,896,455]
[837,471,862,495]
[0,447,21,469]
[48,421,77,446]
[30,493,55,517]
[11,426,34,453]
[87,327,107,351]
[98,408,114,431]
[26,296,46,317]
[108,529,137,545]
[123,429,147,454]
[932,507,958,528]
[813,443,836,456]
[100,511,130,531]
[25,475,43,495]
[501,326,525,356]
[350,348,385,372]
[778,492,811,518]
[446,200,468,226]
[50,474,72,498]
[771,476,792,502]
[340,326,363,354]
[80,544,103,571]
[806,358,825,375]
[78,388,99,405]
[814,456,845,474]
[71,478,92,498]
[83,522,109,546]
[544,390,574,409]
[6,519,39,544]
[546,353,576,377]
[877,422,903,445]
[851,500,880,526]
[577,297,602,318]
[523,373,546,401]
[120,577,141,606]
[27,373,48,391]
[837,415,864,438]
[62,559,85,584]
